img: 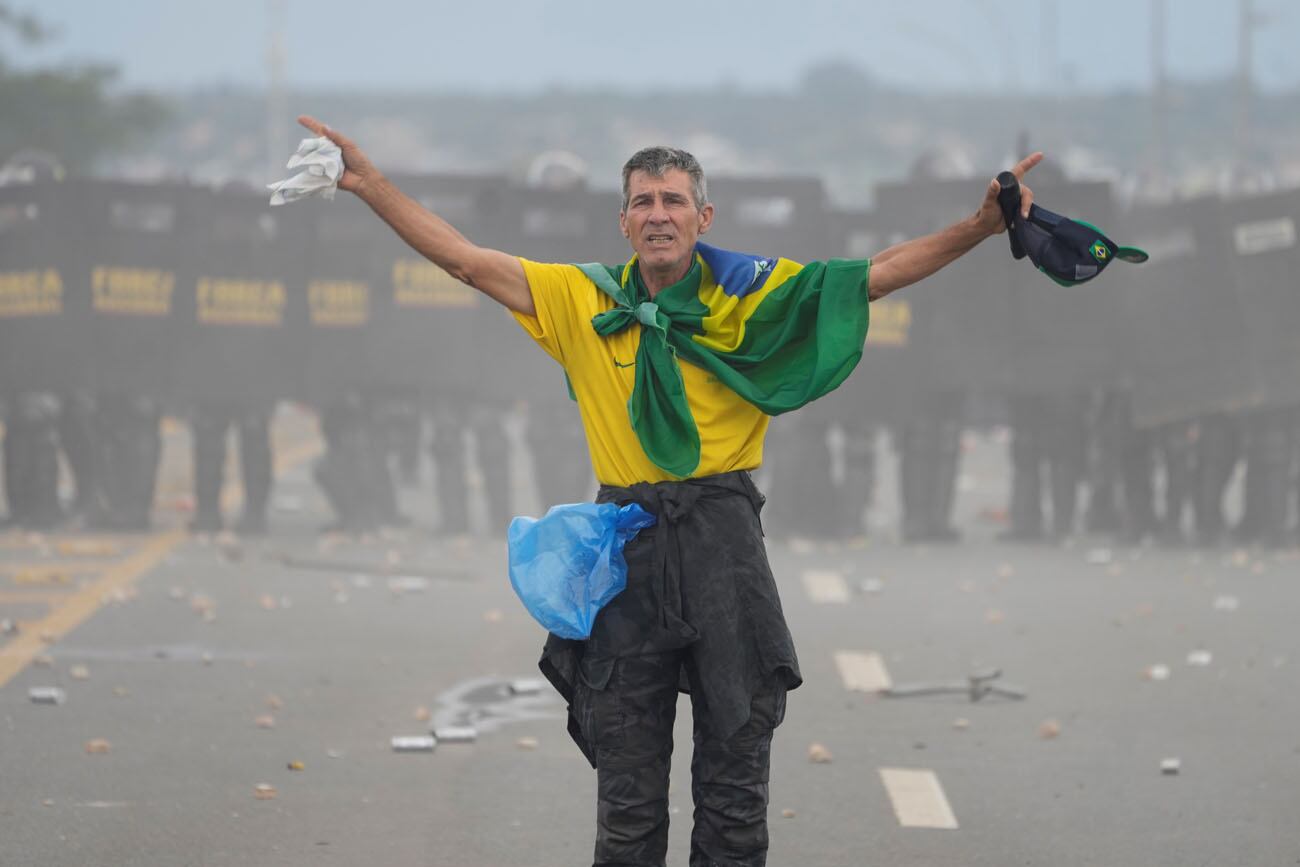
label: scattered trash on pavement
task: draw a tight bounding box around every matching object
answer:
[287,761,305,771]
[253,783,277,800]
[392,736,436,752]
[433,727,478,743]
[807,743,833,763]
[29,687,66,705]
[1143,664,1171,681]
[1186,650,1213,667]
[781,809,796,819]
[413,706,431,722]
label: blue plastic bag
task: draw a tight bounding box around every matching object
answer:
[507,502,657,640]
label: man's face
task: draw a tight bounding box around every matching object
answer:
[620,168,714,278]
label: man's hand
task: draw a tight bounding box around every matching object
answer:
[298,115,379,196]
[974,152,1043,237]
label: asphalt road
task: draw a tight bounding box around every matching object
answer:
[1,419,1298,867]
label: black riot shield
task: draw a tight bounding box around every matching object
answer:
[76,180,196,401]
[1002,179,1124,394]
[801,207,916,429]
[476,184,628,408]
[0,181,90,396]
[361,173,510,402]
[1220,188,1300,411]
[705,176,828,265]
[1118,196,1255,428]
[871,178,1015,399]
[299,195,380,407]
[171,186,310,411]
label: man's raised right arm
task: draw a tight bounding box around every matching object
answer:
[297,115,535,316]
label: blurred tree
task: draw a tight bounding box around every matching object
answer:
[0,3,168,172]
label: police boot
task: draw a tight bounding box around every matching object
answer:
[234,411,272,536]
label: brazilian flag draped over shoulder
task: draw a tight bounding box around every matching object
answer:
[576,242,871,478]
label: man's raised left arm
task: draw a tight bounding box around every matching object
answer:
[866,153,1043,301]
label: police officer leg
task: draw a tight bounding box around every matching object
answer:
[929,401,963,542]
[191,406,229,533]
[1003,395,1044,542]
[1193,413,1239,547]
[1256,409,1294,549]
[119,396,161,531]
[431,407,470,536]
[235,407,273,535]
[474,409,512,533]
[58,390,101,521]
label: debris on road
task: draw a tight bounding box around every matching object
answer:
[1160,758,1181,776]
[287,761,305,771]
[781,809,796,819]
[265,695,283,710]
[254,715,276,729]
[1143,664,1171,681]
[1212,595,1240,612]
[807,743,833,763]
[515,736,539,750]
[433,727,478,744]
[509,679,545,696]
[29,687,66,705]
[392,736,436,752]
[1186,650,1213,667]
[84,739,112,754]
[413,706,431,722]
[253,783,277,800]
[953,718,970,731]
[259,595,279,611]
[387,576,429,594]
[69,665,90,681]
[1038,719,1062,740]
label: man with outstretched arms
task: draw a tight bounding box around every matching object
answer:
[297,114,1039,867]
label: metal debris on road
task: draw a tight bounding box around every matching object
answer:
[1038,719,1062,739]
[392,736,437,752]
[509,679,545,696]
[807,743,833,763]
[1160,758,1181,776]
[253,783,277,800]
[84,739,112,754]
[29,686,66,705]
[387,576,429,594]
[1213,595,1240,612]
[1144,664,1171,681]
[433,726,478,743]
[1186,650,1213,667]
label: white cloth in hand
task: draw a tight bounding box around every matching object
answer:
[267,136,344,206]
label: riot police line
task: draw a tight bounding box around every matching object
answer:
[1,174,1298,546]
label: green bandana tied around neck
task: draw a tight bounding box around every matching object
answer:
[575,242,871,478]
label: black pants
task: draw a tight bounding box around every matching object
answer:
[575,653,786,867]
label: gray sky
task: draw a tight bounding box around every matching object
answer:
[7,0,1299,94]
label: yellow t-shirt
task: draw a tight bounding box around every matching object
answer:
[513,258,769,486]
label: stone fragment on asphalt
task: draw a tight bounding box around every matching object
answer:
[953,718,970,731]
[29,686,66,705]
[1144,664,1171,681]
[69,665,90,681]
[392,736,436,752]
[255,715,276,729]
[515,736,539,750]
[287,761,305,771]
[413,706,431,722]
[84,739,112,754]
[1213,595,1240,612]
[1160,758,1181,775]
[1038,719,1062,739]
[807,743,833,763]
[259,595,278,611]
[254,783,277,799]
[781,809,796,818]
[265,694,283,710]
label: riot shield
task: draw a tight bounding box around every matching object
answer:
[1220,188,1300,410]
[871,178,1015,399]
[76,180,196,402]
[1002,179,1124,394]
[171,186,310,411]
[0,181,89,396]
[1119,195,1254,428]
[362,173,510,402]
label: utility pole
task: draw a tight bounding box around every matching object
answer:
[266,0,288,180]
[1148,0,1168,194]
[1233,0,1259,180]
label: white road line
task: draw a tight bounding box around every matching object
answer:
[879,768,959,830]
[801,569,851,604]
[834,651,892,692]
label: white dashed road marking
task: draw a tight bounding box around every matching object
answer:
[834,651,892,692]
[800,569,851,604]
[879,768,959,830]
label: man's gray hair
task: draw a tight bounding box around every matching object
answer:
[620,146,708,212]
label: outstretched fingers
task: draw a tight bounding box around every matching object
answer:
[297,114,352,149]
[1011,151,1044,181]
